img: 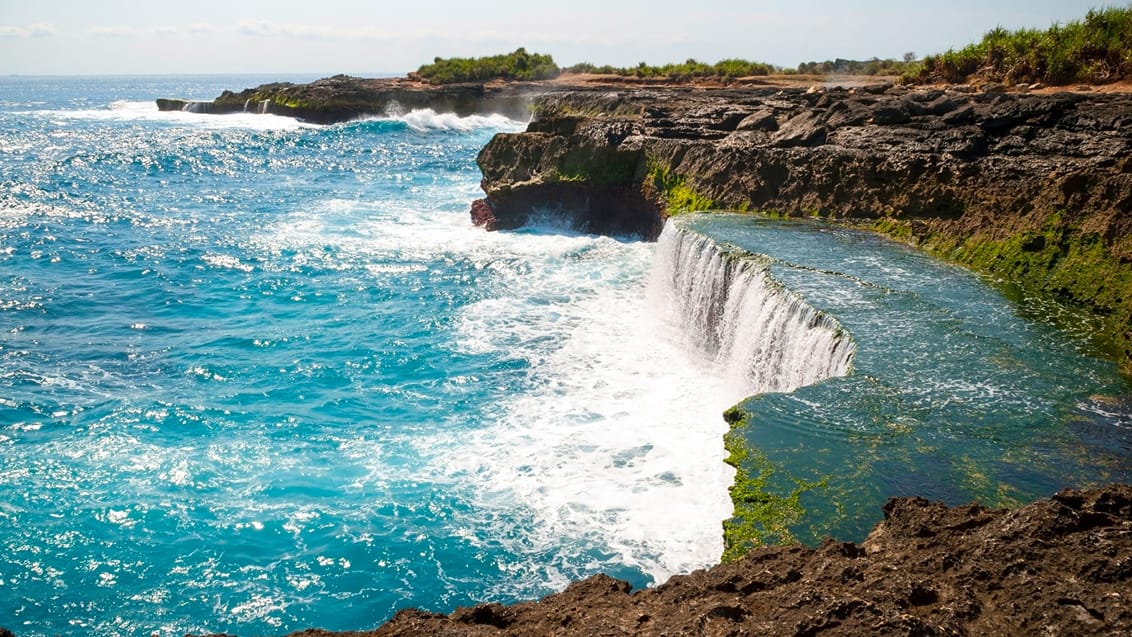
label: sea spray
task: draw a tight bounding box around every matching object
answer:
[3,77,1128,637]
[441,226,736,593]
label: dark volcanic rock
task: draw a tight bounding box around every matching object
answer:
[472,85,1132,366]
[206,485,1131,637]
[157,75,550,124]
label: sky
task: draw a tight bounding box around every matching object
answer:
[0,0,1123,76]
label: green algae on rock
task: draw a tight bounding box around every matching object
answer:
[721,405,827,562]
[472,85,1132,370]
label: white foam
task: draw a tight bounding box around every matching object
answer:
[651,222,855,396]
[243,199,744,586]
[439,218,854,589]
[40,101,310,131]
[444,228,738,587]
[379,108,527,133]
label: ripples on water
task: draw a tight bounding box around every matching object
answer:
[682,214,1132,542]
[1,78,1129,636]
[0,77,737,636]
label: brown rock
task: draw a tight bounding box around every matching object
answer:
[254,485,1131,637]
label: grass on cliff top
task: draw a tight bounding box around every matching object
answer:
[566,58,780,81]
[415,48,560,84]
[796,55,920,77]
[909,4,1132,85]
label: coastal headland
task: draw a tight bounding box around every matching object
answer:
[470,78,1132,370]
[160,73,1132,367]
[155,73,1132,636]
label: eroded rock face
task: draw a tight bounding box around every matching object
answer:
[472,85,1132,364]
[226,485,1131,636]
[157,75,548,124]
[476,86,1132,230]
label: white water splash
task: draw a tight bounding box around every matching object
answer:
[41,100,312,131]
[388,108,527,133]
[650,221,856,396]
[443,229,736,590]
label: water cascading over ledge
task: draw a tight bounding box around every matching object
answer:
[651,220,856,396]
[650,218,857,560]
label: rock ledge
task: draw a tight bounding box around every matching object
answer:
[177,485,1132,637]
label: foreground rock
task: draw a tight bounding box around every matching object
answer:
[201,485,1129,636]
[472,85,1132,367]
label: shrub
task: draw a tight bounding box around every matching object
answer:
[795,56,921,77]
[416,48,560,84]
[562,58,778,82]
[912,4,1132,85]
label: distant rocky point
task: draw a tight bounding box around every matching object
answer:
[156,74,551,124]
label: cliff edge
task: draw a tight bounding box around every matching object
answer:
[472,84,1132,367]
[156,74,550,124]
[191,485,1130,636]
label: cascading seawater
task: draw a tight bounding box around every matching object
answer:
[650,220,856,396]
[0,76,741,637]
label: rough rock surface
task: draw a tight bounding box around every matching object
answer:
[157,74,551,124]
[182,485,1131,637]
[472,84,1132,366]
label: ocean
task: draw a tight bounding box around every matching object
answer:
[1,75,1129,636]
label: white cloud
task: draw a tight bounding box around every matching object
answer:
[87,24,195,38]
[0,22,57,38]
[233,19,417,42]
[187,22,219,35]
[88,25,145,38]
[237,19,350,40]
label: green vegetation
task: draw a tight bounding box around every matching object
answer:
[565,58,779,82]
[411,5,1132,88]
[911,4,1132,85]
[543,147,643,188]
[648,164,715,213]
[721,406,828,562]
[870,211,1132,370]
[797,54,919,77]
[415,48,560,84]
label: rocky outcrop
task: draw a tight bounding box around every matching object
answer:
[188,484,1129,636]
[472,85,1132,366]
[157,74,549,124]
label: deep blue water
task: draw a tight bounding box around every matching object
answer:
[1,77,1129,637]
[0,76,740,636]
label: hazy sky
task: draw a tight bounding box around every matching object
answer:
[0,0,1121,75]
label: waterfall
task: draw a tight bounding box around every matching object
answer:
[650,221,855,395]
[242,99,272,114]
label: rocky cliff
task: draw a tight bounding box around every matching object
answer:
[472,84,1132,367]
[157,74,548,124]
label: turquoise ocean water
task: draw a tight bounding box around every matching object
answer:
[1,77,1129,636]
